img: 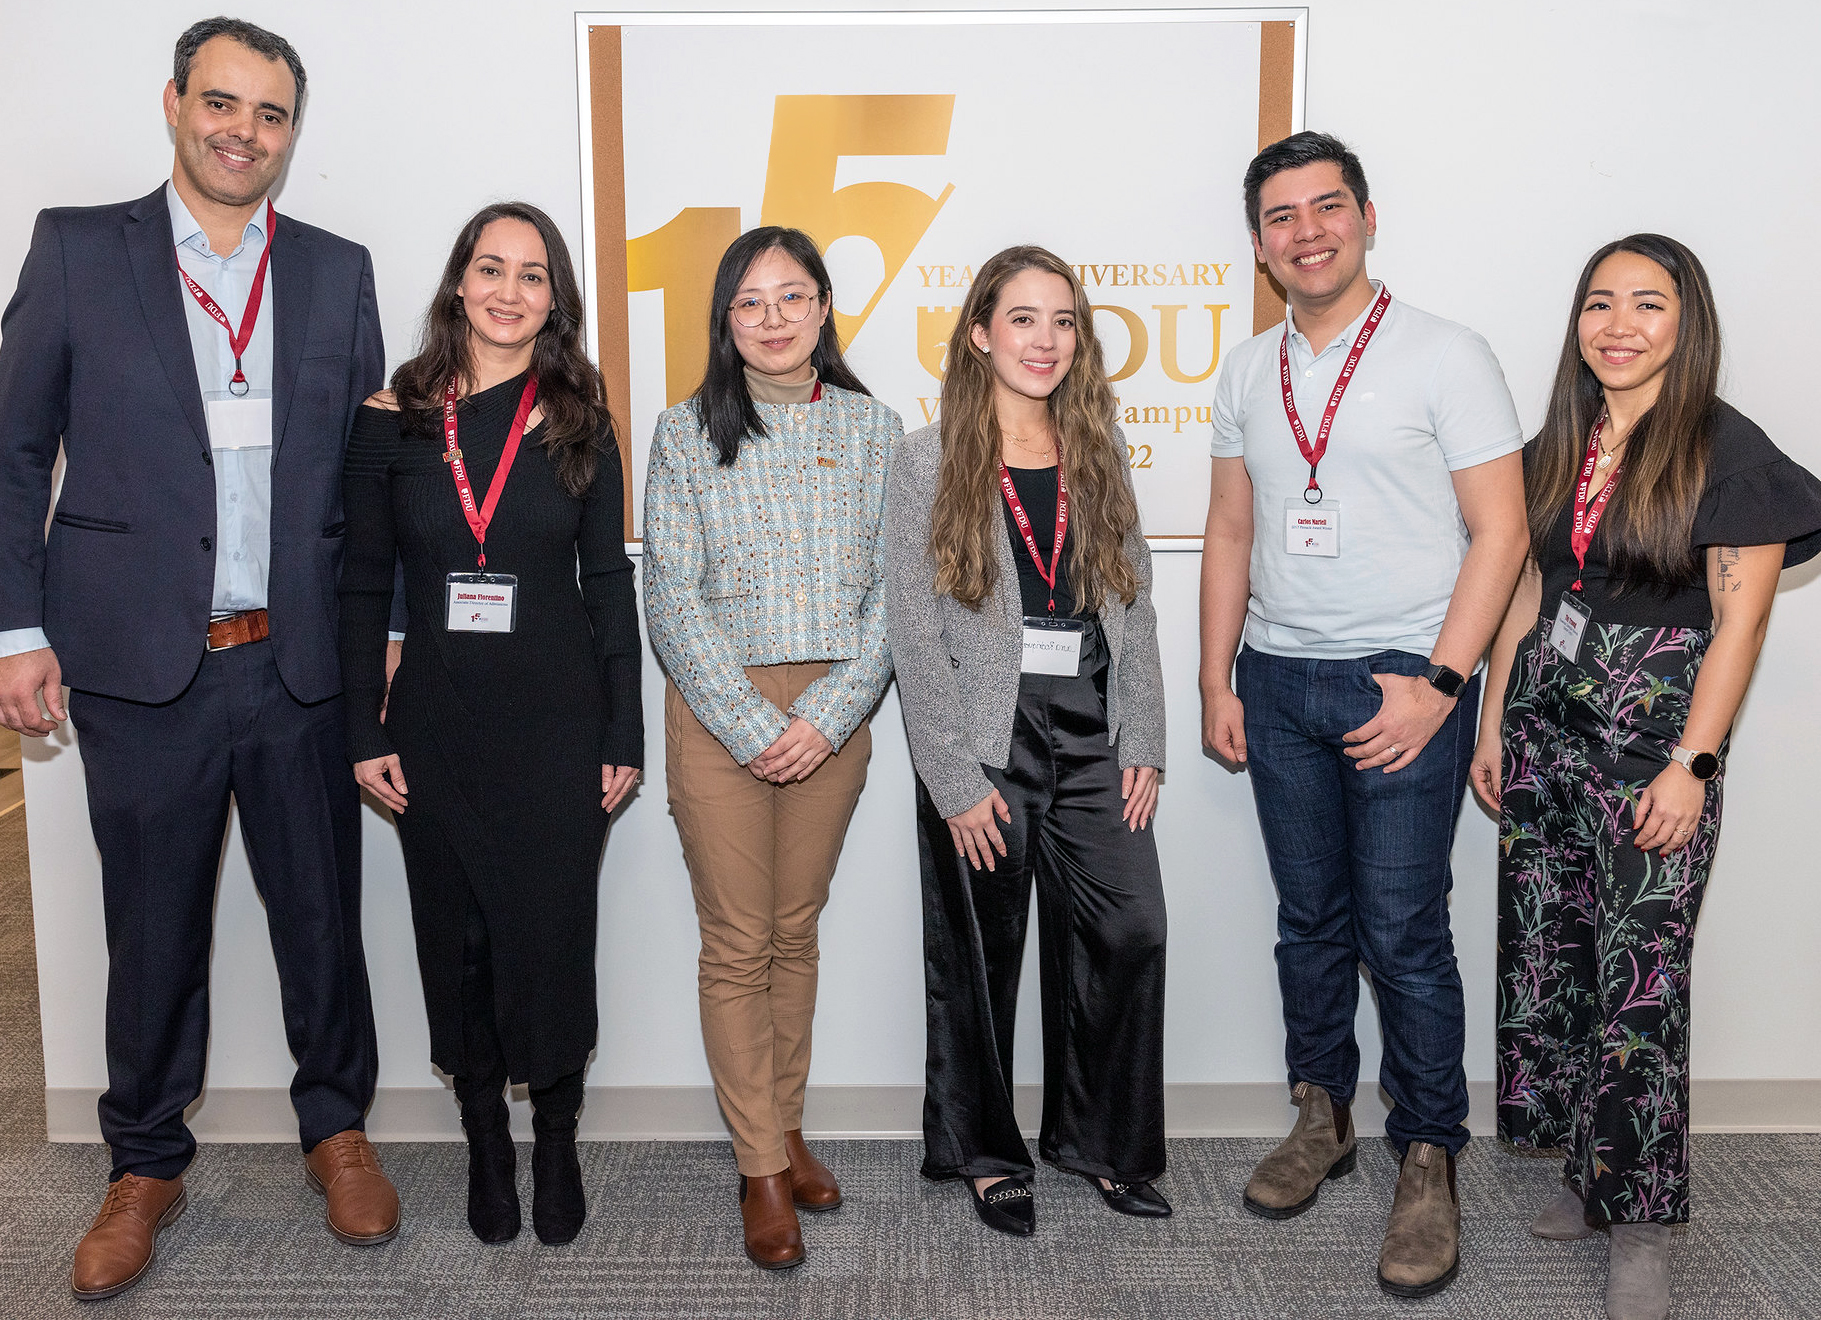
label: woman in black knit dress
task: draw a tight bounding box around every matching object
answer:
[337,202,642,1245]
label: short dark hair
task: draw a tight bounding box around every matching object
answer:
[173,17,307,119]
[1243,131,1369,235]
[691,226,873,467]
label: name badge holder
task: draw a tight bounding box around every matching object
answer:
[1022,616,1085,676]
[1551,414,1619,664]
[1277,283,1391,538]
[1284,499,1341,558]
[446,573,519,633]
[1549,593,1591,662]
[441,372,539,635]
[176,199,278,453]
[1000,447,1083,675]
[202,390,274,453]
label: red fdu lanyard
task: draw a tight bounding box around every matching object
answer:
[175,200,276,397]
[998,445,1068,613]
[1569,414,1620,593]
[1279,283,1392,504]
[442,374,539,570]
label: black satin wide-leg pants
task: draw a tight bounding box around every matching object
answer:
[917,640,1168,1184]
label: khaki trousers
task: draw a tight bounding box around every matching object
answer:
[665,663,871,1176]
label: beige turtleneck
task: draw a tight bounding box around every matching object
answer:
[743,363,819,405]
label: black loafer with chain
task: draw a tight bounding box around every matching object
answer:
[968,1176,1036,1237]
[1080,1173,1172,1218]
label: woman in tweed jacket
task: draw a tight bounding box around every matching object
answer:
[885,246,1169,1237]
[644,227,900,1271]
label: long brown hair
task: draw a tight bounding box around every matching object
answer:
[391,202,614,498]
[930,246,1140,613]
[1527,233,1722,588]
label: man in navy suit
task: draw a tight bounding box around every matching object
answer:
[0,18,400,1299]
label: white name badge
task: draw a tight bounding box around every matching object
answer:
[1284,499,1340,557]
[1022,616,1084,676]
[446,573,518,633]
[1549,592,1591,662]
[202,390,274,451]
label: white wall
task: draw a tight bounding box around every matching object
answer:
[8,0,1820,1133]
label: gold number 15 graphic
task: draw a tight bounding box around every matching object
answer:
[627,94,956,406]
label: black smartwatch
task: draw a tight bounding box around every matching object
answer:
[1670,746,1720,781]
[1422,661,1467,699]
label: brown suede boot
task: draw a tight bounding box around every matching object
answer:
[70,1174,188,1301]
[1243,1082,1356,1219]
[1377,1141,1461,1298]
[784,1130,842,1212]
[738,1172,805,1270]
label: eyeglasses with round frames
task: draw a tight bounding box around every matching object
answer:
[729,291,819,328]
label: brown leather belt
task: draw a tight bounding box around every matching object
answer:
[206,609,270,651]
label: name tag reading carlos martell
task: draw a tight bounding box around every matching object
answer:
[1284,499,1340,557]
[1021,616,1085,676]
[445,573,518,633]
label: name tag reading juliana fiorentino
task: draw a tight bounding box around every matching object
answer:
[1022,616,1085,676]
[439,371,539,635]
[446,573,518,633]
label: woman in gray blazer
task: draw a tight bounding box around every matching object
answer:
[885,245,1169,1237]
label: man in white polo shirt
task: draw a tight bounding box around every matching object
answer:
[1199,132,1528,1298]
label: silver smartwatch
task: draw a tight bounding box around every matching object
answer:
[1669,746,1719,781]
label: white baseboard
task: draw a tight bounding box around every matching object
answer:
[42,1079,1821,1144]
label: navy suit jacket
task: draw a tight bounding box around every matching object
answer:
[0,184,384,705]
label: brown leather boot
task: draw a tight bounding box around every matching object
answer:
[1377,1141,1461,1297]
[70,1173,188,1301]
[738,1172,805,1270]
[784,1130,842,1211]
[1243,1081,1356,1219]
[304,1131,400,1245]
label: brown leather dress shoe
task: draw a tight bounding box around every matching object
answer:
[738,1172,805,1270]
[305,1131,400,1245]
[71,1173,187,1301]
[784,1129,842,1212]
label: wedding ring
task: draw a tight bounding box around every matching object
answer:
[1388,746,1400,757]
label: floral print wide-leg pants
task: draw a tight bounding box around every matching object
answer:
[1495,619,1721,1226]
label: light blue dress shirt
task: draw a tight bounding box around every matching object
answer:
[0,181,276,660]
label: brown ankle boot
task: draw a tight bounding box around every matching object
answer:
[1377,1141,1461,1297]
[738,1172,805,1270]
[1243,1082,1356,1219]
[784,1130,842,1211]
[70,1174,188,1300]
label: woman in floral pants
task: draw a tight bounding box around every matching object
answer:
[1473,234,1821,1320]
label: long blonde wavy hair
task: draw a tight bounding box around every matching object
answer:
[931,246,1140,613]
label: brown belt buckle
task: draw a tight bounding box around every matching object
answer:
[206,608,270,652]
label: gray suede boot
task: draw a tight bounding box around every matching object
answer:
[1242,1082,1356,1219]
[1377,1141,1460,1298]
[1606,1223,1670,1320]
[1531,1184,1594,1240]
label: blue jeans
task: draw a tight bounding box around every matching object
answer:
[1235,645,1478,1157]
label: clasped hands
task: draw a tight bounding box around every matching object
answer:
[748,715,832,783]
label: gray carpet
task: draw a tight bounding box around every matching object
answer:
[1,810,1817,1318]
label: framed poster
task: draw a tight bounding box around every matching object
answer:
[577,9,1307,540]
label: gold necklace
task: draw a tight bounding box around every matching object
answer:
[1004,429,1056,458]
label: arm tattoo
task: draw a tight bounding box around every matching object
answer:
[1718,545,1742,592]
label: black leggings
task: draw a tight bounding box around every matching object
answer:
[454,893,583,1128]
